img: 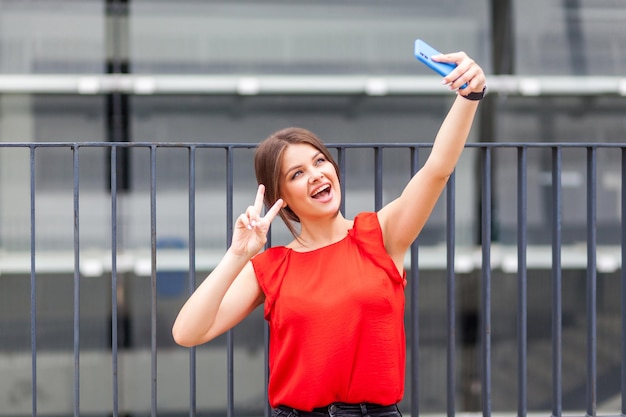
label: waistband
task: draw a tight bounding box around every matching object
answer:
[278,402,398,416]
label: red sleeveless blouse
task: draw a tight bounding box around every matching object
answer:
[251,212,407,411]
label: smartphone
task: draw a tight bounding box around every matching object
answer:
[414,39,467,89]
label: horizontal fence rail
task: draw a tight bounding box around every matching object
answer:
[0,75,625,96]
[0,141,624,417]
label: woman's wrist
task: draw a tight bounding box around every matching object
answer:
[461,85,486,101]
[226,246,256,262]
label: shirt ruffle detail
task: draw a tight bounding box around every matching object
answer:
[348,212,407,287]
[251,246,291,320]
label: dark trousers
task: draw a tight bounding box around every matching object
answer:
[273,403,402,417]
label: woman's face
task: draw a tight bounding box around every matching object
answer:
[279,143,341,221]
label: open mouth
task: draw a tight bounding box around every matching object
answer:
[311,184,331,199]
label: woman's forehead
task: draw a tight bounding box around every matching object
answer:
[282,143,320,162]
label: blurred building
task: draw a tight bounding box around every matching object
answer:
[0,1,625,416]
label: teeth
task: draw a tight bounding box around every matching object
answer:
[313,185,330,196]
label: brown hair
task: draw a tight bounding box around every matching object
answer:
[254,127,340,239]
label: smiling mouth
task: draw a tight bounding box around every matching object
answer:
[311,184,331,199]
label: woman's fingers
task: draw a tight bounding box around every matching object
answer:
[244,184,283,230]
[230,187,283,256]
[244,205,259,230]
[263,198,283,223]
[253,184,265,213]
[242,184,266,230]
[433,51,485,92]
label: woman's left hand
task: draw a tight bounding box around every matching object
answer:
[432,51,486,97]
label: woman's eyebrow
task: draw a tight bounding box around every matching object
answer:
[284,152,323,175]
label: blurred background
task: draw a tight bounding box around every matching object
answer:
[0,0,625,416]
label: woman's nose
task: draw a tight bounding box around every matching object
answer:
[309,170,324,182]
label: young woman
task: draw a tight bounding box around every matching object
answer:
[173,50,486,417]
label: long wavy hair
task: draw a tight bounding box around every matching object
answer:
[254,127,340,239]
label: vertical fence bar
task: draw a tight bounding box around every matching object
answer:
[586,147,597,417]
[72,144,81,417]
[446,171,456,417]
[622,148,626,417]
[551,147,563,417]
[29,145,37,417]
[481,147,492,417]
[265,146,272,417]
[374,147,383,211]
[264,319,271,417]
[150,145,158,417]
[265,150,273,417]
[188,146,197,417]
[110,146,119,417]
[226,146,235,417]
[517,146,528,417]
[263,327,270,417]
[337,146,346,215]
[265,245,272,417]
[409,146,420,417]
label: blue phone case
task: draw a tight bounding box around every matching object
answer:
[414,39,467,89]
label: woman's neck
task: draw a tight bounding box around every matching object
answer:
[290,213,353,251]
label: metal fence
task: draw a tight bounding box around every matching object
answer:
[0,142,624,417]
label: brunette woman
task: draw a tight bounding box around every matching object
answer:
[173,50,486,417]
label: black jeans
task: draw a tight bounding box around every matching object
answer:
[273,403,402,417]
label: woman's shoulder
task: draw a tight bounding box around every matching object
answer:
[250,246,292,289]
[252,245,290,263]
[349,211,385,251]
[352,211,381,231]
[351,211,406,285]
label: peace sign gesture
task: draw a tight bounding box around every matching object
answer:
[231,184,283,257]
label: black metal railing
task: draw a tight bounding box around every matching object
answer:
[0,142,624,417]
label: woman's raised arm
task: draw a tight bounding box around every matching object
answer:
[378,51,486,265]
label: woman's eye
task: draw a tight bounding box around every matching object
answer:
[291,171,302,180]
[315,157,326,165]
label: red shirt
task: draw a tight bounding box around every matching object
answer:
[251,212,407,411]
